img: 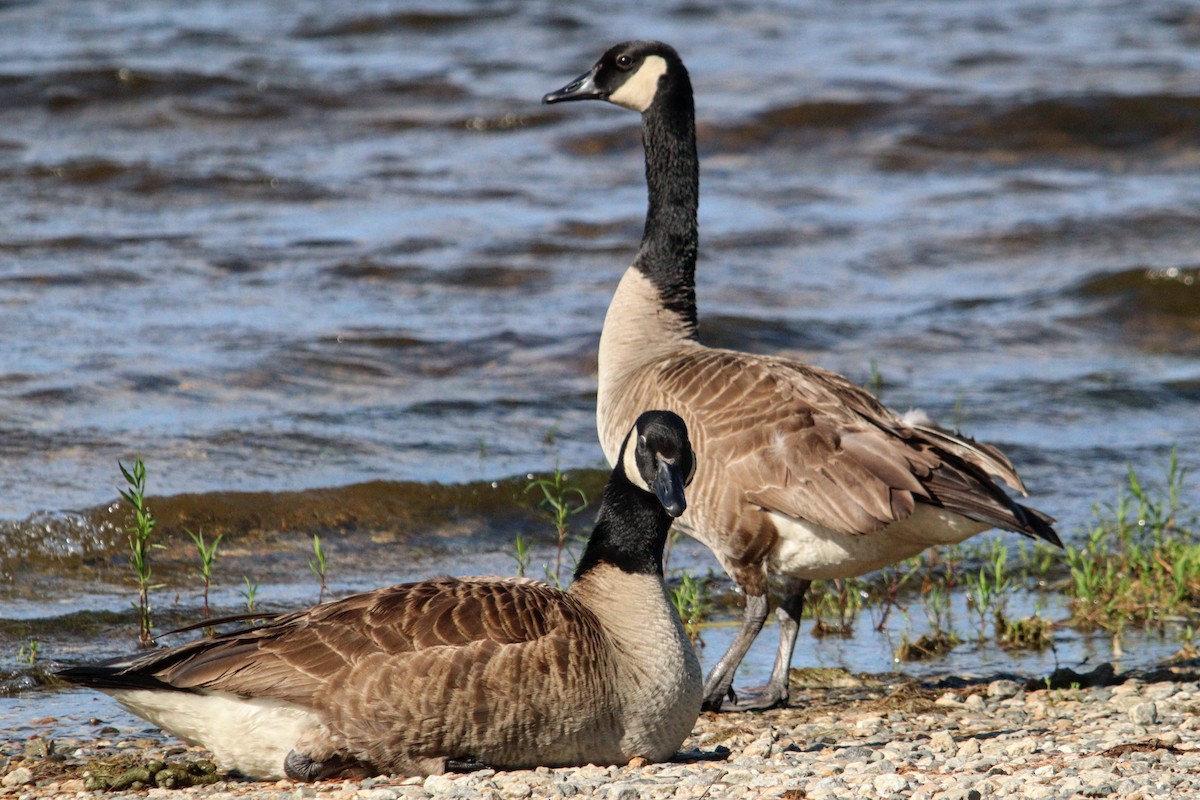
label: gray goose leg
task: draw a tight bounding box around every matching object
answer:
[700,592,769,711]
[725,579,810,711]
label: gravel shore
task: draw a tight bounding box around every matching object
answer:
[4,664,1197,799]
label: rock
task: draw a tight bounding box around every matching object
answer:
[1130,702,1159,726]
[930,732,956,754]
[424,775,457,794]
[964,694,986,710]
[1,766,33,787]
[808,776,849,800]
[502,781,533,798]
[1076,755,1114,772]
[873,773,910,794]
[742,734,774,759]
[1003,738,1038,757]
[987,680,1021,700]
[23,739,53,760]
[956,738,981,758]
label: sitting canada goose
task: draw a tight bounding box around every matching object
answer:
[57,410,702,781]
[544,41,1062,712]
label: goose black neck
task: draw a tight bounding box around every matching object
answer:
[634,76,699,338]
[574,469,673,579]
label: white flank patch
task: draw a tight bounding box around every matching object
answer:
[608,56,668,112]
[111,688,318,780]
[767,504,989,580]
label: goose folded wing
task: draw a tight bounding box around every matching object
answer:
[657,350,940,536]
[101,578,579,704]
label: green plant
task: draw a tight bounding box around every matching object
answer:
[17,639,39,665]
[1066,452,1199,631]
[872,555,921,631]
[922,582,952,635]
[240,576,260,613]
[512,533,532,578]
[866,359,885,400]
[669,571,712,644]
[309,534,329,602]
[187,528,223,619]
[809,578,865,636]
[119,458,163,647]
[965,538,1012,640]
[997,611,1053,650]
[895,629,959,661]
[526,466,589,587]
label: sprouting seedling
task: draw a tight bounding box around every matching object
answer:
[526,466,589,587]
[512,533,532,578]
[119,457,163,648]
[669,571,712,645]
[309,534,329,603]
[187,528,223,620]
[240,576,259,613]
[866,359,885,401]
[18,639,39,665]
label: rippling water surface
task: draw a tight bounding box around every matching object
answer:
[3,0,1200,732]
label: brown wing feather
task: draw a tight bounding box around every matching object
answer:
[613,346,1050,540]
[114,578,583,705]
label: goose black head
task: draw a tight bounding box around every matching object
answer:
[620,410,696,517]
[543,40,688,114]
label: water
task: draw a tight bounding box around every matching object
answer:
[3,0,1200,737]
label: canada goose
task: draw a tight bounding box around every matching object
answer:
[57,411,702,780]
[544,41,1062,712]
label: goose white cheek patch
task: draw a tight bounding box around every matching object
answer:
[623,435,653,494]
[609,56,668,112]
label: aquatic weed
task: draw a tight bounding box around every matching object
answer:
[1066,451,1200,632]
[186,528,222,620]
[309,534,329,603]
[669,571,713,645]
[240,576,260,613]
[511,533,532,578]
[809,578,866,637]
[17,639,39,665]
[997,610,1054,650]
[965,538,1013,640]
[119,458,162,647]
[525,466,589,587]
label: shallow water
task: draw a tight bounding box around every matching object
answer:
[3,0,1200,736]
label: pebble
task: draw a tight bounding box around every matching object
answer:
[1,767,33,787]
[1130,702,1159,725]
[5,669,1198,799]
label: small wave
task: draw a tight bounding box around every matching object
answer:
[0,267,144,287]
[705,100,890,151]
[903,93,1200,155]
[293,9,508,38]
[1071,265,1200,354]
[0,472,607,593]
[8,157,332,201]
[1076,265,1200,314]
[324,260,548,290]
[0,68,244,111]
[699,313,856,354]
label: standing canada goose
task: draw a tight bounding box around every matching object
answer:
[57,411,702,781]
[544,41,1062,712]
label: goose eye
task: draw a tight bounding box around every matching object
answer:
[616,54,634,69]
